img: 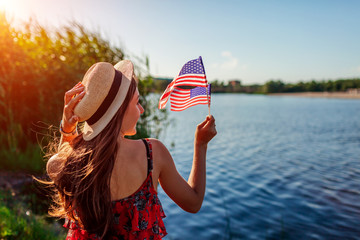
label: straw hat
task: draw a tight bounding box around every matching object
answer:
[74,60,137,141]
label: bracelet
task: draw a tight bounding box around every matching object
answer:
[59,120,78,137]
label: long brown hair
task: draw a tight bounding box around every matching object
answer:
[46,79,137,238]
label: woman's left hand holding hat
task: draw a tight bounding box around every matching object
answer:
[61,82,86,134]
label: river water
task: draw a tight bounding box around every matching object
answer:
[157,94,360,240]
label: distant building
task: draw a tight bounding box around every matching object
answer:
[229,80,241,87]
[346,88,360,94]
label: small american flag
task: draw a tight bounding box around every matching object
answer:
[170,85,211,112]
[158,56,208,109]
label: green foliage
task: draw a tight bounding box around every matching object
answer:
[0,12,168,173]
[263,80,285,93]
[0,189,66,240]
[210,79,261,94]
[130,57,169,139]
[210,78,360,94]
[0,119,44,173]
[261,78,360,93]
[0,141,43,173]
[0,14,124,147]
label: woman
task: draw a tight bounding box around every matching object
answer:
[46,60,217,239]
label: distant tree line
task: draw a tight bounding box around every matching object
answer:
[209,78,360,94]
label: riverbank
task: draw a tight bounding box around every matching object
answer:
[0,171,35,191]
[268,91,360,99]
[0,171,66,239]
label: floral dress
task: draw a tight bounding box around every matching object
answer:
[63,139,167,240]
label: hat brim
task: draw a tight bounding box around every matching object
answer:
[82,60,134,141]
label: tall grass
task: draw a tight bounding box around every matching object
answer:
[0,121,44,173]
[0,12,168,173]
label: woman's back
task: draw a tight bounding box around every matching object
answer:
[110,138,158,200]
[64,139,167,239]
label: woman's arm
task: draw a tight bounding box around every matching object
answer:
[156,115,217,213]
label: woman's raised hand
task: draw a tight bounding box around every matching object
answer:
[195,115,217,146]
[61,82,86,133]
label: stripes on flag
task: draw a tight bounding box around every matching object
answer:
[158,56,208,110]
[170,85,211,112]
[174,74,207,87]
[158,81,176,109]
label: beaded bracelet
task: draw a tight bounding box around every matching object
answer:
[59,120,78,137]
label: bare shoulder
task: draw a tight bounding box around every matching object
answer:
[147,138,173,166]
[147,138,170,155]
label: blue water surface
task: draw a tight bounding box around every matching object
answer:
[156,94,360,240]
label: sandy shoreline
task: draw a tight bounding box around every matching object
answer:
[268,91,360,99]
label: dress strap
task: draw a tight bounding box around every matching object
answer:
[141,138,153,175]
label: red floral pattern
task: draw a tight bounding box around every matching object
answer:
[63,139,167,240]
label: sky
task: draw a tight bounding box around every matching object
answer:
[1,0,359,84]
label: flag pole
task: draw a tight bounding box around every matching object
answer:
[206,79,210,116]
[200,56,210,116]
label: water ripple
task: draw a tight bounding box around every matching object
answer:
[159,95,360,239]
